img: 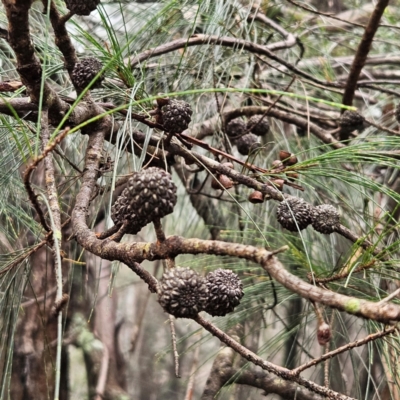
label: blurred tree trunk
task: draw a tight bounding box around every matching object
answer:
[11,246,68,400]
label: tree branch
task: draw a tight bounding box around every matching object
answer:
[341,0,390,132]
[195,314,354,400]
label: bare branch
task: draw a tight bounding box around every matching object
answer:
[195,314,354,400]
[341,0,390,128]
[291,326,397,376]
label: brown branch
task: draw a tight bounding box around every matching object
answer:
[41,111,62,240]
[104,129,389,256]
[340,0,390,134]
[0,97,39,122]
[169,315,180,378]
[194,314,354,400]
[202,323,324,400]
[129,34,343,90]
[2,0,69,119]
[334,224,382,256]
[153,219,167,242]
[365,118,400,136]
[71,225,400,323]
[102,128,393,259]
[23,127,70,232]
[201,324,241,399]
[249,12,299,53]
[291,326,397,376]
[95,224,121,240]
[0,96,103,128]
[48,0,78,75]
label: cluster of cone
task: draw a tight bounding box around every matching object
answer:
[158,267,244,318]
[277,196,340,234]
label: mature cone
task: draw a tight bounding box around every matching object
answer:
[126,167,177,227]
[161,99,192,133]
[72,57,104,89]
[339,111,365,132]
[158,267,209,318]
[65,0,100,15]
[205,269,244,316]
[111,167,177,233]
[226,118,246,138]
[247,115,270,136]
[236,133,260,156]
[111,191,142,234]
[311,204,340,234]
[277,196,312,231]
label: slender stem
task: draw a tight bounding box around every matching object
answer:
[194,314,355,400]
[291,326,397,376]
[340,0,390,140]
[169,315,180,378]
[38,194,63,400]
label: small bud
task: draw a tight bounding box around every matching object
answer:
[211,174,233,190]
[271,160,284,170]
[287,155,298,166]
[279,150,291,162]
[219,174,234,189]
[248,190,264,203]
[317,322,331,346]
[269,179,285,191]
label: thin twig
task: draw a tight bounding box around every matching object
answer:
[169,315,180,378]
[291,326,397,376]
[194,314,355,400]
[341,0,390,129]
[153,219,167,242]
[23,127,70,233]
[377,288,400,306]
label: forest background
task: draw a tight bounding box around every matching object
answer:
[1,0,400,399]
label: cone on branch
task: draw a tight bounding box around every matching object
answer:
[311,204,340,234]
[204,269,244,316]
[236,133,260,156]
[65,0,100,15]
[111,167,177,234]
[71,57,104,89]
[339,110,365,134]
[246,115,270,136]
[276,196,312,231]
[225,118,246,138]
[161,99,192,133]
[158,267,208,318]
